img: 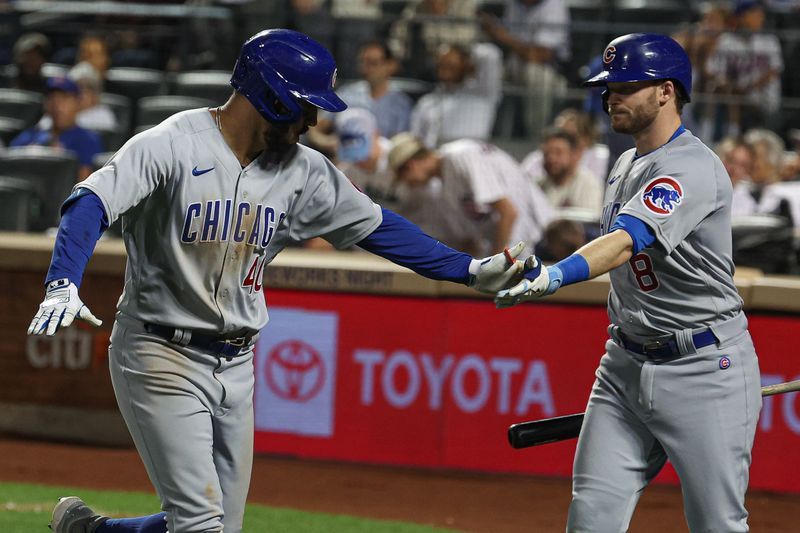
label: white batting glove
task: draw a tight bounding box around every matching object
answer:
[494,255,554,309]
[468,241,526,293]
[27,278,102,336]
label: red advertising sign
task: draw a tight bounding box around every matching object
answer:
[253,290,800,493]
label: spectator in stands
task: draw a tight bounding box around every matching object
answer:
[36,62,118,135]
[334,107,396,207]
[10,77,104,181]
[329,0,383,79]
[716,136,758,216]
[780,151,800,181]
[706,0,783,135]
[521,108,610,184]
[388,133,553,256]
[339,41,413,138]
[410,43,502,148]
[480,0,570,142]
[307,41,413,155]
[745,128,784,195]
[69,62,117,132]
[11,33,50,93]
[76,33,112,81]
[389,0,479,81]
[539,218,586,262]
[526,128,603,215]
[784,129,800,181]
[672,2,730,142]
[741,128,798,224]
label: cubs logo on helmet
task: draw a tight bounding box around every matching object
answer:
[603,45,616,64]
[641,176,683,215]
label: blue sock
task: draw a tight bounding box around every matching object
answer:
[97,512,168,533]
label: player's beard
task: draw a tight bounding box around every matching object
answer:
[263,121,308,161]
[609,90,660,135]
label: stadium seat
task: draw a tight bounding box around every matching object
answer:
[609,0,693,31]
[0,176,41,232]
[0,89,43,128]
[100,93,132,133]
[0,116,26,145]
[0,64,14,87]
[476,0,505,17]
[0,146,79,231]
[104,67,167,103]
[555,206,603,241]
[135,95,214,129]
[98,93,133,151]
[40,63,70,79]
[171,70,233,103]
[731,214,796,274]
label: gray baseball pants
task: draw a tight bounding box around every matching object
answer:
[109,313,255,533]
[567,318,761,532]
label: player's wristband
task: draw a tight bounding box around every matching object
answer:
[547,254,590,294]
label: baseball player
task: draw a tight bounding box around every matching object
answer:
[496,34,762,532]
[30,30,527,533]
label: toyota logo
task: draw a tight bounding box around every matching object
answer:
[264,340,326,402]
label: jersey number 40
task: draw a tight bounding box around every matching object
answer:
[243,255,268,293]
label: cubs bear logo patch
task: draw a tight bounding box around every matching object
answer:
[641,176,683,216]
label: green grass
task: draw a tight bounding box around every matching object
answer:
[0,482,464,532]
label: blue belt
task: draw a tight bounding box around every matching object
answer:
[618,329,717,358]
[144,324,255,359]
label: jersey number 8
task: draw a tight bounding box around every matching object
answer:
[629,253,659,292]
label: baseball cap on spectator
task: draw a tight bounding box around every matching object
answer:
[388,133,425,172]
[335,108,377,163]
[734,0,763,15]
[46,76,80,95]
[13,32,50,62]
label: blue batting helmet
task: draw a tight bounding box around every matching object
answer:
[230,29,346,123]
[584,33,692,102]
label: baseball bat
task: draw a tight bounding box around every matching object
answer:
[508,379,800,450]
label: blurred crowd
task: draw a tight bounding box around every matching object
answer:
[1,0,800,272]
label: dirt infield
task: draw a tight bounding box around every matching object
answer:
[0,437,797,532]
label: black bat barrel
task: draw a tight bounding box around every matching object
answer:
[507,413,585,449]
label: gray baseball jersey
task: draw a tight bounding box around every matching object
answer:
[80,108,382,334]
[79,108,381,532]
[600,130,743,337]
[571,129,761,532]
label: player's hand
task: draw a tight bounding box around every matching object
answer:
[494,255,552,308]
[468,241,526,293]
[27,278,102,336]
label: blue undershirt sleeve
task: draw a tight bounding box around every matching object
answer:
[45,188,109,289]
[609,213,656,255]
[357,208,473,284]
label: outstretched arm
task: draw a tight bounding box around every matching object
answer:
[28,188,108,336]
[357,207,525,293]
[496,215,654,307]
[578,229,635,277]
